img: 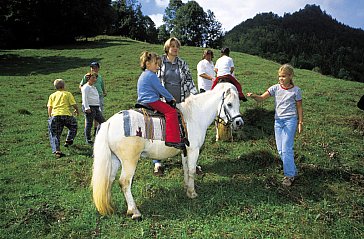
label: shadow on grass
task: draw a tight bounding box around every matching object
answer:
[0,54,100,76]
[1,38,137,76]
[111,154,364,221]
[46,38,135,50]
[234,108,275,141]
[206,149,278,176]
[69,144,93,158]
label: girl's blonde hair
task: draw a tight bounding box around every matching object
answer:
[163,37,181,54]
[278,64,294,84]
[139,51,161,70]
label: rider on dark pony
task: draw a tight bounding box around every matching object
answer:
[211,74,248,102]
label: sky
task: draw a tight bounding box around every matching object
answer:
[140,0,364,31]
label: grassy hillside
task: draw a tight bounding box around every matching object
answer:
[0,36,363,238]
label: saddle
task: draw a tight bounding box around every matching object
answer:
[134,103,190,147]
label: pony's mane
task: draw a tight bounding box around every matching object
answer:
[184,90,215,104]
[180,90,215,114]
[179,83,238,116]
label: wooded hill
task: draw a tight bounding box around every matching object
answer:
[223,4,364,83]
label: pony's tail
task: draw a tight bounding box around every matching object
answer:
[91,120,114,215]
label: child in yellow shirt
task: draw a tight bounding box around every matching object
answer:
[47,79,79,158]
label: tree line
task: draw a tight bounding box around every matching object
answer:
[223,4,364,83]
[1,0,222,49]
[3,2,362,82]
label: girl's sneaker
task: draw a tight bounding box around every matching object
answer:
[282,176,295,186]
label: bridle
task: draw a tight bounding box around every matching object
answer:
[215,92,243,126]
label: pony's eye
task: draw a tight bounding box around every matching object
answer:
[227,103,232,108]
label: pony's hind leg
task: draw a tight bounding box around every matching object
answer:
[114,138,144,220]
[119,161,141,220]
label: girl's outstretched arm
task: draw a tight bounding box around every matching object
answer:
[247,91,270,102]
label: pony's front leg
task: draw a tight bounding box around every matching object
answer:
[183,149,199,199]
[182,154,188,189]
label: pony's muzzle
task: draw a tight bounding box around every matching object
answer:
[232,116,244,129]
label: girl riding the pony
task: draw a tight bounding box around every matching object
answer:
[137,51,185,149]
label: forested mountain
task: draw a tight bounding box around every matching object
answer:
[223,4,364,82]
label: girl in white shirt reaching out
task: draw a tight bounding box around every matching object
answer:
[247,64,303,187]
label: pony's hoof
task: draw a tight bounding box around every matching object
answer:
[187,190,198,199]
[131,213,142,220]
[127,209,142,220]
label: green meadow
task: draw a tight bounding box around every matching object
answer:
[0,36,363,238]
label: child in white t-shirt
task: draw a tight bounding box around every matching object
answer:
[247,64,303,187]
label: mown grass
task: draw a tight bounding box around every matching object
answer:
[0,35,363,238]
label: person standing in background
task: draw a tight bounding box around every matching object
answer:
[80,62,106,136]
[81,73,105,145]
[214,47,234,77]
[153,37,199,176]
[197,49,215,93]
[158,37,197,103]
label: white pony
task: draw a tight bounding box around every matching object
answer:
[91,83,244,219]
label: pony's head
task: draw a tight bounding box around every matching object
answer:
[215,83,244,129]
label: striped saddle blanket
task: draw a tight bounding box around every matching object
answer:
[119,109,166,141]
